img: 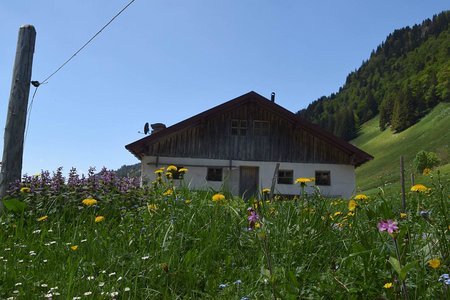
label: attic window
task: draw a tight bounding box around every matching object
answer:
[254,120,269,136]
[231,119,247,136]
[315,171,331,186]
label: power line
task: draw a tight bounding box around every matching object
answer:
[38,0,136,85]
[25,0,136,142]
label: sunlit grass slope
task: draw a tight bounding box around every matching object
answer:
[352,102,450,193]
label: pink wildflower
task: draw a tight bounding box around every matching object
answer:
[377,219,399,234]
[247,208,260,230]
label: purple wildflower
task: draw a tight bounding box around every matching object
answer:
[377,219,399,234]
[247,208,260,230]
[439,274,450,285]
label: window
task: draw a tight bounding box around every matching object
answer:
[207,168,223,181]
[231,119,247,136]
[277,170,293,184]
[315,171,331,186]
[254,120,270,136]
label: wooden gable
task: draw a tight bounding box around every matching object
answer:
[126,92,373,166]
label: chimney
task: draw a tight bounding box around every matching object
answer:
[151,123,166,134]
[271,92,275,102]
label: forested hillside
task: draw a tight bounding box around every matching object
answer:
[298,11,450,140]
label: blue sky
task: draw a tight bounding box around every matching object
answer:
[0,1,448,176]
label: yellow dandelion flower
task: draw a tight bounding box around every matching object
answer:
[422,168,431,175]
[411,184,429,192]
[400,213,407,219]
[347,211,355,217]
[95,216,105,223]
[37,215,48,222]
[82,198,98,206]
[254,222,261,229]
[163,189,173,196]
[334,211,343,217]
[212,193,225,202]
[167,165,177,172]
[178,168,188,173]
[70,245,78,251]
[354,194,368,201]
[20,187,31,193]
[154,168,164,175]
[295,177,314,184]
[428,258,441,269]
[165,172,173,179]
[348,200,357,212]
[261,188,271,194]
[383,282,393,289]
[185,199,192,204]
[253,201,262,209]
[148,204,158,211]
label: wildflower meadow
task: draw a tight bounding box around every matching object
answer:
[1,166,449,299]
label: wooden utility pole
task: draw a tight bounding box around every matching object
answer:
[400,156,406,212]
[0,25,36,212]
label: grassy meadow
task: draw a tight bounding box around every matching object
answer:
[353,102,450,194]
[1,166,449,299]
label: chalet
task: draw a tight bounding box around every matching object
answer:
[125,91,373,199]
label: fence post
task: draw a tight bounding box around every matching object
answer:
[400,156,406,212]
[0,25,36,213]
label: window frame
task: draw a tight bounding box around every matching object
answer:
[277,170,293,185]
[206,167,223,182]
[315,170,331,186]
[231,119,247,136]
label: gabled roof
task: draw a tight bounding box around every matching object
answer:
[125,91,373,166]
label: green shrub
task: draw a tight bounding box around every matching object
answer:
[413,150,441,173]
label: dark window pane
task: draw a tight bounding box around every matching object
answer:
[315,171,330,186]
[207,168,223,181]
[277,170,293,184]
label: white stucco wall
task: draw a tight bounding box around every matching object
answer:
[141,156,356,199]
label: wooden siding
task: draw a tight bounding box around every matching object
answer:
[144,102,353,164]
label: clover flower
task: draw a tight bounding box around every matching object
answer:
[377,219,399,234]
